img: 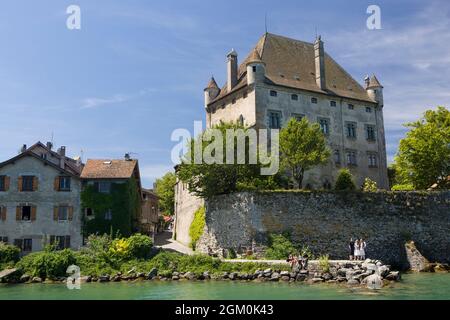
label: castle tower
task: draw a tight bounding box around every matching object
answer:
[204,77,220,108]
[366,74,384,106]
[314,35,326,90]
[246,48,266,86]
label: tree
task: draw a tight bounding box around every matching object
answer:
[335,168,356,191]
[394,106,450,190]
[279,117,330,188]
[176,122,276,199]
[154,172,176,216]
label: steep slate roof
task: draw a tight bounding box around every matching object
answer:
[211,33,375,104]
[205,77,219,90]
[81,159,139,179]
[367,75,383,89]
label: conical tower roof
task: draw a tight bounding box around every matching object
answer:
[205,77,219,90]
[246,48,264,65]
[367,75,383,88]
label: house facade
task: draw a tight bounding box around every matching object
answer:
[80,155,142,238]
[140,188,160,241]
[0,142,84,253]
[204,33,389,189]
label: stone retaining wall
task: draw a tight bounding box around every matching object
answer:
[196,191,450,269]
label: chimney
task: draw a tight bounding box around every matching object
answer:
[125,153,131,161]
[314,36,326,90]
[227,49,238,92]
[58,146,66,169]
[46,141,53,150]
[21,144,27,153]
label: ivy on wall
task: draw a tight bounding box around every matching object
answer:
[81,178,141,238]
[189,206,205,250]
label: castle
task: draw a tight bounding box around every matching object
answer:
[204,33,388,189]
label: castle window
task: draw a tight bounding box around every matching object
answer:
[311,97,318,104]
[238,115,244,126]
[270,90,278,97]
[334,150,341,164]
[368,153,378,167]
[319,118,330,135]
[346,122,357,138]
[268,111,282,129]
[252,66,257,73]
[348,104,354,110]
[366,107,372,113]
[366,125,376,141]
[330,101,336,107]
[291,94,298,101]
[292,113,304,121]
[0,176,5,191]
[346,150,357,166]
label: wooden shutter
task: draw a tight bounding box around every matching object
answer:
[31,206,37,221]
[1,207,6,221]
[65,236,71,249]
[54,177,60,191]
[16,206,21,220]
[32,177,38,191]
[68,207,74,221]
[53,206,59,221]
[4,176,10,191]
[18,176,23,191]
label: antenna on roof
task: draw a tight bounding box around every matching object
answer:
[315,27,318,39]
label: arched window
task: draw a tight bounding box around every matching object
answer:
[238,115,244,126]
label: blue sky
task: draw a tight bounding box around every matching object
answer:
[0,0,449,187]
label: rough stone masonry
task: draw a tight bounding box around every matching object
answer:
[196,191,450,270]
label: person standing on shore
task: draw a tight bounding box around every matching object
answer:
[360,239,367,260]
[348,238,355,260]
[354,239,361,260]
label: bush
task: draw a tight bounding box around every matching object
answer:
[264,233,297,260]
[318,254,330,273]
[391,184,415,191]
[16,247,77,279]
[362,177,378,192]
[0,242,20,264]
[189,206,206,250]
[127,234,153,259]
[335,169,356,190]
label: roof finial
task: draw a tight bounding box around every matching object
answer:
[265,12,268,34]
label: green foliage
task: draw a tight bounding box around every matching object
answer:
[154,172,176,215]
[391,184,415,191]
[362,177,378,192]
[0,242,20,264]
[109,234,153,260]
[335,168,356,191]
[318,254,330,273]
[299,245,314,259]
[189,206,206,250]
[81,178,141,237]
[280,117,331,189]
[176,122,275,199]
[395,106,450,190]
[264,233,298,260]
[16,247,77,279]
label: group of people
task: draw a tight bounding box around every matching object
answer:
[286,254,309,271]
[348,238,367,260]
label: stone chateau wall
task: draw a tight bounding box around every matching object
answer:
[196,191,450,269]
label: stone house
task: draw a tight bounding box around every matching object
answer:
[140,188,159,241]
[204,33,388,189]
[0,142,84,253]
[174,32,390,247]
[80,155,143,238]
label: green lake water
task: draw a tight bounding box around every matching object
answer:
[0,273,449,300]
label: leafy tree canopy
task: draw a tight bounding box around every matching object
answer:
[154,172,176,216]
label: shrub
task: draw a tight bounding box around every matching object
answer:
[318,254,330,273]
[0,242,20,264]
[189,206,206,250]
[264,233,297,260]
[299,245,314,259]
[127,234,153,259]
[362,177,378,192]
[16,248,77,279]
[391,184,415,191]
[335,169,356,190]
